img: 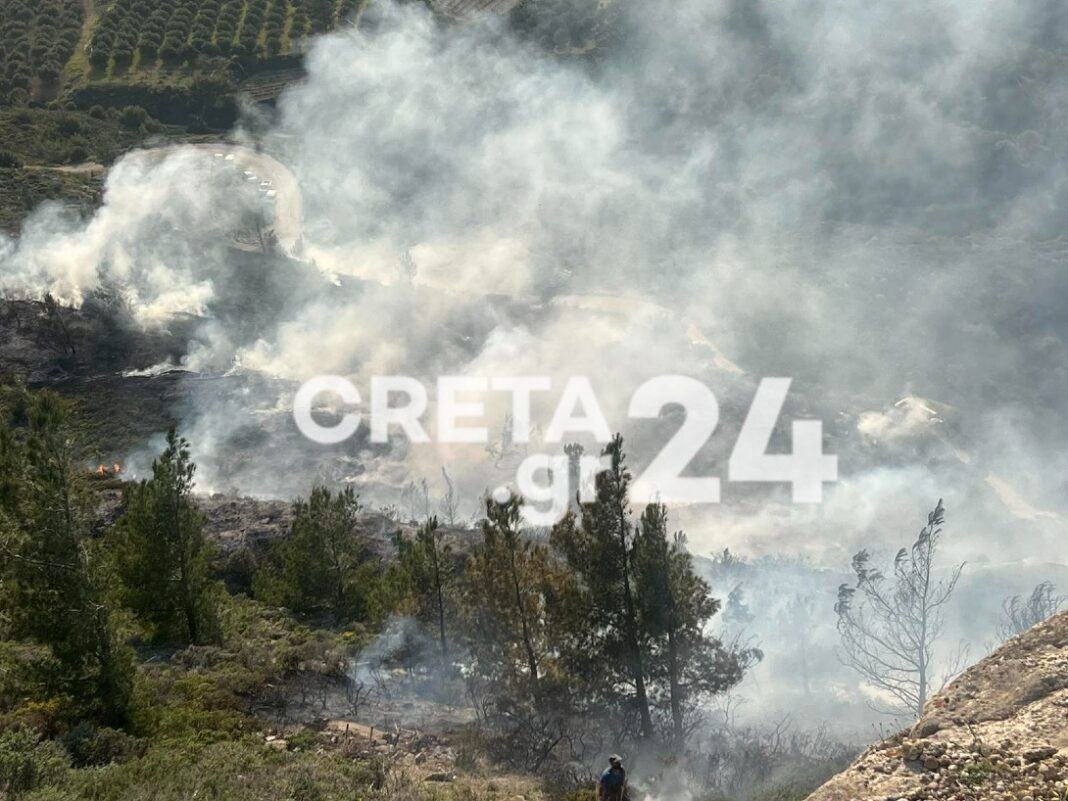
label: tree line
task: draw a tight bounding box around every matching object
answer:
[252,434,762,757]
[0,386,757,764]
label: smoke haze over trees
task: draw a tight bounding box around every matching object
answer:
[2,0,1068,797]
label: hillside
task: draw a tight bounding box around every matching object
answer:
[0,0,618,234]
[1,0,363,105]
[1,0,614,110]
[806,610,1068,801]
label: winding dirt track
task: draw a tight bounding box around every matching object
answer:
[142,142,742,374]
[148,143,304,257]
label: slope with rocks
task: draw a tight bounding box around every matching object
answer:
[807,610,1068,801]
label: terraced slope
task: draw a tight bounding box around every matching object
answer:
[0,0,85,104]
[86,0,362,73]
[430,0,520,17]
[0,0,369,105]
[0,0,615,108]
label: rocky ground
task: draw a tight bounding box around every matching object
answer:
[807,610,1068,801]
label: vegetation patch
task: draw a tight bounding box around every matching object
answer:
[0,107,143,166]
[0,0,85,105]
[0,169,101,235]
[86,0,363,74]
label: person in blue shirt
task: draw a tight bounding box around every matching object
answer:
[598,754,628,801]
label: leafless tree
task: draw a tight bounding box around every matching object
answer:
[421,478,431,520]
[997,581,1065,641]
[314,674,330,711]
[345,676,374,719]
[439,466,460,526]
[400,480,422,522]
[367,663,392,700]
[42,293,76,356]
[835,499,964,718]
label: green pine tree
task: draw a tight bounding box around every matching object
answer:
[395,516,455,676]
[551,434,655,740]
[462,496,576,717]
[0,388,133,725]
[109,428,219,645]
[633,503,757,742]
[253,486,374,623]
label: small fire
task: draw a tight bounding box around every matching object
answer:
[96,464,108,475]
[95,463,122,476]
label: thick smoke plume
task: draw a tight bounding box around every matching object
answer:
[3,0,1068,732]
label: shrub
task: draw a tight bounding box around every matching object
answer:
[37,60,61,82]
[0,149,23,168]
[88,47,110,68]
[61,724,140,768]
[0,728,70,799]
[55,115,82,136]
[118,105,149,130]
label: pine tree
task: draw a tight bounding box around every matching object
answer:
[464,497,545,705]
[395,516,455,676]
[0,388,132,725]
[110,428,219,645]
[463,497,581,715]
[552,437,758,743]
[551,434,655,740]
[633,503,756,742]
[253,486,373,622]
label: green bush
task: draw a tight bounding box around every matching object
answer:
[61,724,140,768]
[25,739,383,801]
[0,728,70,799]
[0,149,22,168]
[118,105,150,130]
[55,114,82,135]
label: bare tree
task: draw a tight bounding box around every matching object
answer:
[399,478,430,522]
[345,676,375,719]
[439,466,460,526]
[835,499,964,718]
[400,481,420,522]
[997,581,1065,641]
[42,293,76,356]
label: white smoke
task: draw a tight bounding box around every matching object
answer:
[3,0,1068,742]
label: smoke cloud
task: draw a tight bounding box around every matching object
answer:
[3,0,1068,732]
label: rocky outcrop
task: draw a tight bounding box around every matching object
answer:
[807,610,1068,801]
